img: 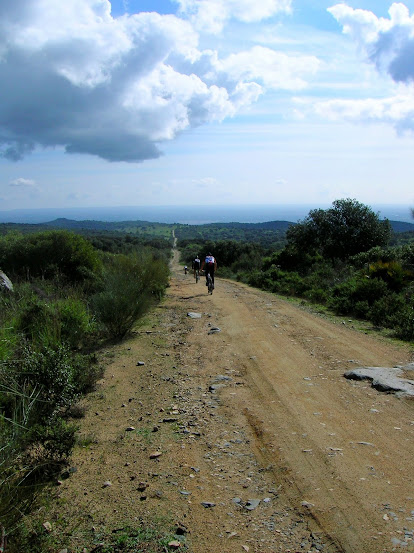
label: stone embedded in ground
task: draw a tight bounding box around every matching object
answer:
[102,481,112,488]
[201,501,216,508]
[208,327,221,334]
[213,375,232,382]
[150,451,162,459]
[42,521,52,533]
[168,540,181,549]
[187,312,202,318]
[125,426,135,431]
[344,366,414,397]
[245,499,261,510]
[136,361,145,366]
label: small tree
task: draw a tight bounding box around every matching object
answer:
[285,199,391,262]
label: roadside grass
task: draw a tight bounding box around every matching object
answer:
[97,522,186,553]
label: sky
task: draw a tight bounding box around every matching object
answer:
[1,0,414,212]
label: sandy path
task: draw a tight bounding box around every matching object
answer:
[55,250,414,553]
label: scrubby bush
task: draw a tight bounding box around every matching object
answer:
[394,301,414,340]
[58,298,96,349]
[15,299,61,350]
[368,260,412,292]
[0,230,101,283]
[328,277,389,317]
[368,293,406,328]
[91,250,168,338]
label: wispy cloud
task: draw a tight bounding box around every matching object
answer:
[9,177,37,188]
[175,0,292,33]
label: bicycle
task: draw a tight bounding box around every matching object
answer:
[207,273,214,294]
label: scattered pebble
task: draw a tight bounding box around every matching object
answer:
[149,451,162,459]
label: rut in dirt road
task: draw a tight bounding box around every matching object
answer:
[173,256,414,553]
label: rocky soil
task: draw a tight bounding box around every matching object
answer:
[50,249,414,553]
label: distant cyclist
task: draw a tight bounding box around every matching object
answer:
[201,252,217,289]
[192,255,201,280]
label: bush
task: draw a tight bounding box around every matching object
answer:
[0,345,80,539]
[328,276,389,317]
[394,296,414,341]
[368,293,406,328]
[15,300,61,350]
[368,260,411,292]
[58,298,95,349]
[91,251,168,339]
[0,230,101,283]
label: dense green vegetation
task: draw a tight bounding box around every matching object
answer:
[175,220,290,250]
[0,229,170,551]
[180,199,414,342]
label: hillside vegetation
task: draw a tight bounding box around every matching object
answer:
[0,229,170,551]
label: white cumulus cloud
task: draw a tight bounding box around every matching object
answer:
[327,2,414,131]
[0,0,315,163]
[329,2,414,83]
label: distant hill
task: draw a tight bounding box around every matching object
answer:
[0,217,413,238]
[388,221,414,232]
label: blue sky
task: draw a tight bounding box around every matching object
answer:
[1,0,414,211]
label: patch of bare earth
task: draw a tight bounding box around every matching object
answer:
[49,251,413,553]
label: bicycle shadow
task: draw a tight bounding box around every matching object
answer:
[180,293,209,299]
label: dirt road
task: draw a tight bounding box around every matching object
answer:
[57,250,414,553]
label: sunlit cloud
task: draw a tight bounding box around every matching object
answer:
[329,3,414,83]
[0,0,313,164]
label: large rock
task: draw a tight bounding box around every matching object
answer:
[344,365,414,397]
[0,270,13,293]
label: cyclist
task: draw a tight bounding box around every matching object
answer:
[201,252,217,289]
[193,255,201,280]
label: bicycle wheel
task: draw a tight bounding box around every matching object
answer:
[207,273,213,294]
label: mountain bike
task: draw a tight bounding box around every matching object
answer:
[207,273,214,294]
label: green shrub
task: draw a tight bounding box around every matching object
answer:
[17,345,77,422]
[71,353,103,395]
[0,230,101,283]
[368,293,406,328]
[15,300,61,350]
[367,260,411,292]
[91,251,168,339]
[58,298,95,348]
[394,297,414,341]
[303,287,329,304]
[329,277,389,316]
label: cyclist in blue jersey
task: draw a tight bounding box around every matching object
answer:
[201,253,217,289]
